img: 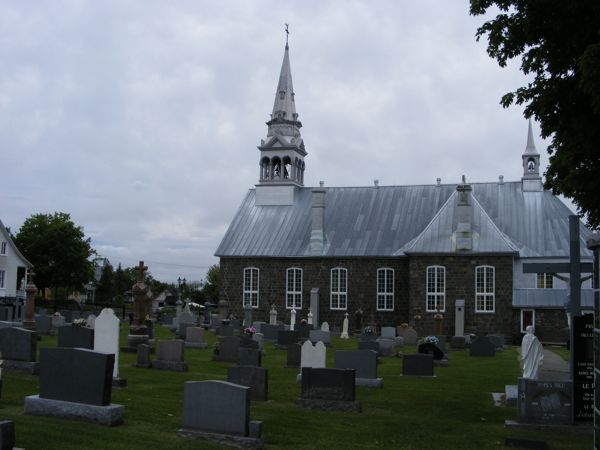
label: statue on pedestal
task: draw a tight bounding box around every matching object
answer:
[521,325,544,379]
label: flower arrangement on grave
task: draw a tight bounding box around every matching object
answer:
[423,335,439,345]
[72,318,87,327]
[300,319,307,325]
[363,326,374,336]
[401,323,409,328]
[243,326,256,336]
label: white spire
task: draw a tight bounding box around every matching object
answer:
[524,118,538,155]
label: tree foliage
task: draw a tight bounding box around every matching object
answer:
[202,263,220,303]
[15,212,95,293]
[470,0,600,228]
[95,262,116,305]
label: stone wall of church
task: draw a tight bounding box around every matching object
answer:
[511,308,569,344]
[219,257,410,331]
[408,254,515,340]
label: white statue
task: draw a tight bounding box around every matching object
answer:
[521,325,544,379]
[290,308,296,331]
[340,313,349,339]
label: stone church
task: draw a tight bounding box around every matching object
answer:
[215,41,594,343]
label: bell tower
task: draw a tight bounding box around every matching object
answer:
[521,119,542,192]
[255,27,306,206]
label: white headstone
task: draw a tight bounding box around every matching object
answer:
[341,313,349,339]
[269,305,278,325]
[86,314,96,329]
[320,322,329,332]
[51,313,65,328]
[300,340,326,369]
[290,308,296,331]
[307,308,313,325]
[94,308,121,379]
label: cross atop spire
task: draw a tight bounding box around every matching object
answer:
[285,23,289,49]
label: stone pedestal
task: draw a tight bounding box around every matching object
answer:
[23,273,38,331]
[24,395,124,427]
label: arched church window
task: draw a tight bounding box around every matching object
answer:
[283,157,292,179]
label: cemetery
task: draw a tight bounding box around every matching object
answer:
[0,317,591,449]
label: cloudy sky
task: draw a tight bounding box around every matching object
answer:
[0,1,554,282]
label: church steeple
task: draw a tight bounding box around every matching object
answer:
[521,119,542,192]
[256,27,306,196]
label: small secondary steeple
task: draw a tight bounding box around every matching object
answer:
[257,25,306,194]
[521,119,542,192]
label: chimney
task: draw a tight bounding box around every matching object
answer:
[499,175,504,185]
[310,186,326,255]
[436,178,441,186]
[454,177,473,251]
[373,179,379,188]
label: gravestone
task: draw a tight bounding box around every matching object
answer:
[60,310,72,323]
[320,322,330,332]
[310,288,319,329]
[418,342,445,360]
[357,340,380,355]
[212,336,240,363]
[402,354,434,377]
[152,340,187,372]
[334,350,382,388]
[488,335,505,351]
[178,322,194,341]
[145,319,154,340]
[135,344,152,368]
[403,328,418,345]
[380,327,396,339]
[514,378,573,425]
[300,340,326,369]
[572,314,593,421]
[469,336,496,357]
[287,343,301,368]
[261,324,283,340]
[359,331,377,342]
[227,366,268,402]
[94,308,126,387]
[296,367,361,412]
[240,335,259,349]
[210,314,221,330]
[238,348,261,367]
[51,313,65,328]
[86,314,96,329]
[24,347,124,426]
[0,420,15,449]
[378,338,396,357]
[297,322,311,339]
[450,336,467,349]
[35,314,52,334]
[177,381,263,448]
[454,299,465,336]
[252,332,264,351]
[0,327,38,374]
[58,325,94,349]
[252,321,266,332]
[309,330,331,346]
[217,324,234,337]
[185,327,208,349]
[275,330,299,349]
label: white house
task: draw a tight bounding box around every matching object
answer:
[0,219,32,300]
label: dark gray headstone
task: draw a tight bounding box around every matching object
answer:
[402,354,434,377]
[213,336,240,362]
[178,322,193,340]
[57,325,94,349]
[487,334,504,350]
[287,343,301,367]
[227,366,268,402]
[238,348,261,367]
[60,310,73,323]
[156,340,185,362]
[334,350,378,379]
[0,420,16,449]
[300,367,356,401]
[261,324,284,340]
[182,381,251,435]
[136,344,151,368]
[450,336,466,349]
[217,324,234,337]
[517,378,573,425]
[469,336,496,357]
[239,336,259,349]
[359,332,377,341]
[39,347,114,406]
[309,330,331,345]
[358,340,380,355]
[35,314,52,333]
[0,327,36,361]
[276,330,299,348]
[297,323,311,339]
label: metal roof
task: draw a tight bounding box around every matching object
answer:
[215,181,593,258]
[512,288,595,308]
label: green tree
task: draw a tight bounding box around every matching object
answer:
[95,262,115,305]
[202,264,220,303]
[470,0,600,228]
[15,212,95,294]
[113,263,129,298]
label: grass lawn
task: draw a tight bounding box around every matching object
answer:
[0,324,590,449]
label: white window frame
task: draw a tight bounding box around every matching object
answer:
[286,267,302,309]
[520,309,535,333]
[376,268,394,311]
[243,267,259,308]
[0,269,5,289]
[0,241,6,255]
[536,272,553,289]
[330,267,348,310]
[426,266,445,312]
[475,265,495,313]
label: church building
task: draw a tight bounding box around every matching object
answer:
[215,41,594,343]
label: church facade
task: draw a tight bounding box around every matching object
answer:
[215,42,594,343]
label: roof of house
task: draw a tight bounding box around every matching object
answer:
[215,181,593,259]
[0,219,32,267]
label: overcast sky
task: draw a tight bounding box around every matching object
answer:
[0,1,555,283]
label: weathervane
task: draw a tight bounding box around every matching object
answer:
[285,23,289,46]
